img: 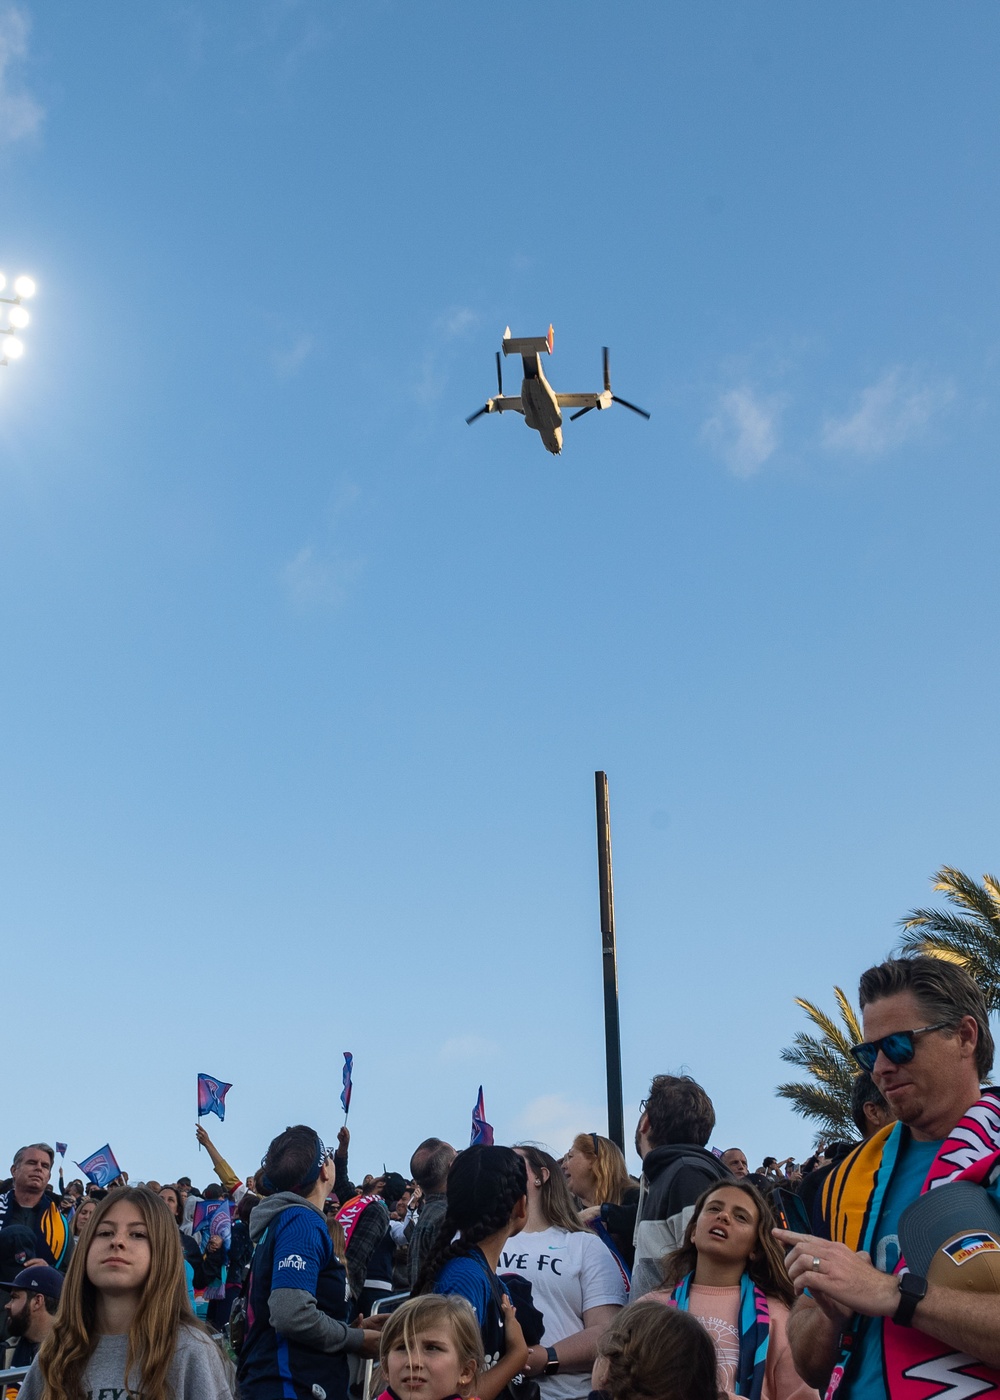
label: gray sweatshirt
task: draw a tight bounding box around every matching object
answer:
[17,1325,236,1399]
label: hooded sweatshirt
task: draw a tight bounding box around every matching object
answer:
[631,1144,730,1299]
[237,1190,363,1400]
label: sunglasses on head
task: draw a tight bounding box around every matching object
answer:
[589,1132,600,1157]
[849,1021,952,1074]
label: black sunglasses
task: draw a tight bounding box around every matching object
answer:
[850,1022,952,1073]
[589,1132,600,1157]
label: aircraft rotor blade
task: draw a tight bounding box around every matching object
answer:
[613,395,650,420]
[570,405,595,422]
[466,405,490,425]
[602,346,611,393]
[496,351,503,397]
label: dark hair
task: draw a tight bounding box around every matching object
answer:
[850,1072,889,1136]
[410,1139,455,1194]
[661,1179,794,1307]
[412,1145,527,1295]
[202,1183,224,1201]
[42,1292,59,1316]
[858,955,994,1079]
[644,1075,715,1148]
[262,1125,325,1195]
[158,1186,183,1224]
[596,1300,717,1400]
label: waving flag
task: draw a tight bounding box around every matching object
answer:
[197,1073,232,1121]
[470,1086,494,1147]
[341,1052,353,1115]
[192,1199,231,1300]
[192,1197,232,1245]
[77,1145,121,1188]
[55,1142,67,1159]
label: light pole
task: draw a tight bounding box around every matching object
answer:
[0,273,36,368]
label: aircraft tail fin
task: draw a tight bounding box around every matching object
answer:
[502,324,554,357]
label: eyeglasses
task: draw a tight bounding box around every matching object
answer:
[850,1022,952,1073]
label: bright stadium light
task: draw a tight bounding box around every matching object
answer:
[0,271,38,368]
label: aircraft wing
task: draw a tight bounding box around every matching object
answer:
[494,396,524,415]
[555,393,600,409]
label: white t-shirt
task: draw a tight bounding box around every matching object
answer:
[498,1225,627,1400]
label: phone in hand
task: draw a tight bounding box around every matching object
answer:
[773,1187,811,1236]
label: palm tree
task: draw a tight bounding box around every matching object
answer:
[776,987,862,1143]
[898,866,1000,1012]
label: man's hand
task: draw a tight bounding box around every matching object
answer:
[336,1127,350,1158]
[774,1228,899,1321]
[360,1314,389,1330]
[196,1124,212,1148]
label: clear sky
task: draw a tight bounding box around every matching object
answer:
[3,2,1000,1187]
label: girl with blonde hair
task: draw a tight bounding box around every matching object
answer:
[377,1294,484,1400]
[19,1186,234,1400]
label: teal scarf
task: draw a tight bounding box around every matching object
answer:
[672,1271,770,1400]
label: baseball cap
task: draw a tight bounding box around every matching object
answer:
[899,1181,1000,1292]
[5,1264,64,1301]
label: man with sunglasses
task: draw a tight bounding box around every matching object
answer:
[778,955,1000,1400]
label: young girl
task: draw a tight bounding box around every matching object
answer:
[650,1181,818,1400]
[413,1145,529,1400]
[378,1294,484,1400]
[19,1186,235,1400]
[589,1300,717,1400]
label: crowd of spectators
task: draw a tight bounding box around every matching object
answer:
[3,954,999,1400]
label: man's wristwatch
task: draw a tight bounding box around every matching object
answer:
[893,1272,928,1327]
[543,1346,560,1376]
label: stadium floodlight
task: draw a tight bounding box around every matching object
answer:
[0,272,37,367]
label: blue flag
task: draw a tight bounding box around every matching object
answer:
[197,1073,232,1121]
[55,1142,67,1159]
[76,1144,121,1188]
[471,1086,494,1147]
[341,1052,353,1115]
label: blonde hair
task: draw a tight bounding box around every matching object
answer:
[35,1186,208,1400]
[569,1133,632,1206]
[379,1294,484,1393]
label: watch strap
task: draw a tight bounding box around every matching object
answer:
[543,1345,560,1375]
[893,1272,928,1327]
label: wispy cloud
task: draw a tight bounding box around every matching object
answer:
[0,4,43,147]
[271,333,315,379]
[512,1095,606,1155]
[437,306,478,341]
[438,1035,500,1064]
[821,368,954,457]
[280,545,361,609]
[702,386,784,477]
[413,306,480,405]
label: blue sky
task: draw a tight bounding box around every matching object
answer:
[3,2,1000,1187]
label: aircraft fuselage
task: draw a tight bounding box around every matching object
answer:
[520,354,563,455]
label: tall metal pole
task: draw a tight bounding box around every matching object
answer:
[595,771,625,1152]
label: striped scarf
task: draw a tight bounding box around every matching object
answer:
[821,1088,1000,1400]
[672,1271,770,1400]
